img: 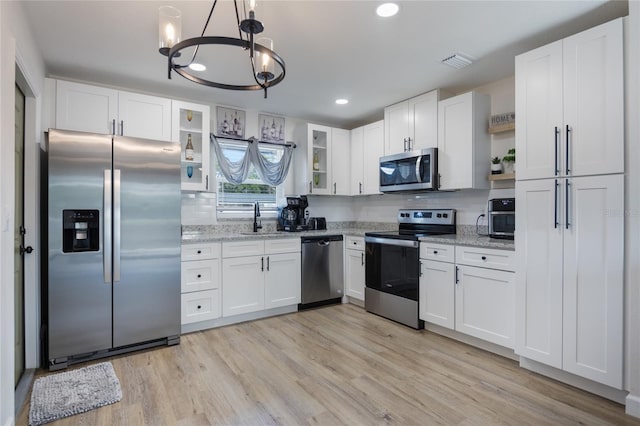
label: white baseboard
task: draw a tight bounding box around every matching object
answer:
[181,305,298,334]
[519,357,628,404]
[345,296,364,308]
[626,394,640,418]
[424,323,518,361]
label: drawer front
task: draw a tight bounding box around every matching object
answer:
[181,290,221,324]
[182,242,221,261]
[420,242,454,263]
[265,238,301,255]
[181,259,220,293]
[455,246,515,271]
[223,240,265,258]
[346,236,365,251]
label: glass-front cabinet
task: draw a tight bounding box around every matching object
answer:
[308,124,331,195]
[171,100,211,191]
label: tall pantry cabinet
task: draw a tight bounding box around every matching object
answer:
[514,18,624,389]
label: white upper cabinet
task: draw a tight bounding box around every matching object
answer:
[296,123,350,195]
[55,79,172,141]
[171,100,211,192]
[437,92,491,190]
[350,120,384,196]
[362,121,385,195]
[118,91,172,141]
[384,89,448,155]
[56,80,118,135]
[516,18,623,180]
[349,126,364,195]
[331,128,351,195]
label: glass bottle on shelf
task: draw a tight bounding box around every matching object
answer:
[185,133,194,161]
[313,150,320,171]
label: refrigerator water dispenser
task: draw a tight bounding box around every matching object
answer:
[62,209,99,252]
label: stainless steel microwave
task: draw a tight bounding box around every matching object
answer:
[379,148,438,193]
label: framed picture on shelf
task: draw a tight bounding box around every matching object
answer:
[216,106,245,138]
[258,113,285,143]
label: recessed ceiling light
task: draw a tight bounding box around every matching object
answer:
[188,63,206,72]
[335,98,349,105]
[376,3,399,18]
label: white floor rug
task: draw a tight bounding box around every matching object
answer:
[29,361,122,425]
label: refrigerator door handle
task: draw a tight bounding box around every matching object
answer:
[114,169,121,282]
[104,169,112,283]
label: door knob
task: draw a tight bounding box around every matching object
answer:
[20,245,34,255]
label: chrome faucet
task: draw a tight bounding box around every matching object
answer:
[253,201,262,232]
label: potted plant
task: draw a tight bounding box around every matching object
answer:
[503,148,516,174]
[491,156,502,174]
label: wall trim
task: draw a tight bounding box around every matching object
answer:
[626,394,640,418]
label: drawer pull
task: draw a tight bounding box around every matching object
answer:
[197,250,202,254]
[197,305,202,310]
[433,250,438,254]
[481,256,487,261]
[197,274,202,278]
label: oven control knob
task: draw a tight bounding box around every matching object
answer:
[443,213,448,218]
[437,213,442,218]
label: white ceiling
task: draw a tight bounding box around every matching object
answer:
[21,0,627,129]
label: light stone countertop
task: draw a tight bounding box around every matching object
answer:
[419,234,515,251]
[182,226,515,250]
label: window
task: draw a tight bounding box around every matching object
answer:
[215,140,283,216]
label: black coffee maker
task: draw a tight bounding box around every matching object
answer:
[277,196,309,231]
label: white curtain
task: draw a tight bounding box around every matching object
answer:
[210,133,252,184]
[211,134,294,186]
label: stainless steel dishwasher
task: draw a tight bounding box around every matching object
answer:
[300,235,344,309]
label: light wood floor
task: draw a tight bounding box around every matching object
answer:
[17,304,639,425]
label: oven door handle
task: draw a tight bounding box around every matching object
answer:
[365,236,419,248]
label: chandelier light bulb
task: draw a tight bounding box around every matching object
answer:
[249,0,257,13]
[158,6,181,54]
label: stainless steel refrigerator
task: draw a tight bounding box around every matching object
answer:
[44,129,181,370]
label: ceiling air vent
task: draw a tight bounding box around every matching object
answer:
[441,53,473,69]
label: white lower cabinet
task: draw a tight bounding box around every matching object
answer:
[455,265,515,348]
[265,252,302,309]
[419,243,515,349]
[180,242,222,325]
[345,236,365,301]
[222,238,301,317]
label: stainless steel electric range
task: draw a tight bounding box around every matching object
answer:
[364,209,456,329]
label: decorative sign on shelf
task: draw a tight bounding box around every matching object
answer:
[488,112,515,133]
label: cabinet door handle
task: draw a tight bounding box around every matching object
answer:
[408,137,413,151]
[359,182,362,194]
[334,182,337,194]
[565,125,571,175]
[120,120,124,136]
[309,181,312,193]
[419,261,423,277]
[565,180,570,229]
[554,179,559,229]
[267,256,270,271]
[112,119,116,135]
[361,252,364,266]
[206,175,209,191]
[455,266,459,285]
[261,256,264,271]
[554,126,560,176]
